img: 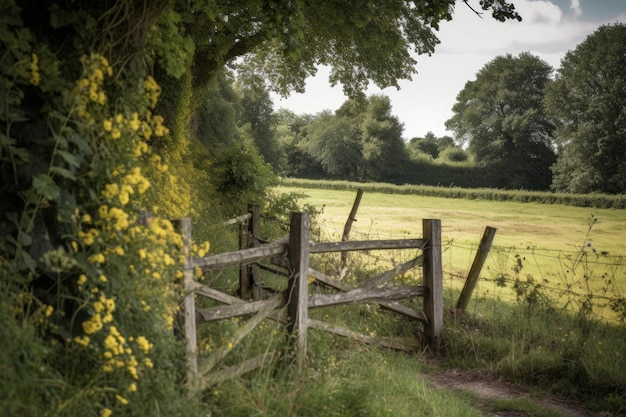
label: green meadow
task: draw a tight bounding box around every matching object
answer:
[275,184,626,317]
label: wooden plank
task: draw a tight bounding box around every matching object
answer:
[309,286,423,309]
[310,239,426,253]
[455,226,497,314]
[199,351,276,389]
[357,256,424,289]
[179,218,198,382]
[423,219,443,350]
[200,293,285,375]
[287,212,310,369]
[309,269,427,322]
[193,242,286,270]
[197,292,288,322]
[308,319,420,352]
[220,212,252,227]
[188,282,244,305]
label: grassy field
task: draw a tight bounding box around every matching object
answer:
[276,185,626,318]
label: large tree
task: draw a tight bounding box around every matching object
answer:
[545,24,626,194]
[445,52,556,190]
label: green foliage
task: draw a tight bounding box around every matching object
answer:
[0,2,208,416]
[280,178,626,209]
[545,23,626,194]
[210,138,278,215]
[446,52,556,190]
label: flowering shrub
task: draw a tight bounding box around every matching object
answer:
[0,3,207,416]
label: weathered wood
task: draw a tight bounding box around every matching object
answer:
[257,262,289,277]
[219,212,252,227]
[309,239,426,253]
[197,292,288,322]
[179,218,198,382]
[308,319,420,352]
[200,293,285,375]
[188,282,244,305]
[239,216,251,299]
[357,256,424,289]
[455,226,497,314]
[423,219,443,350]
[309,269,427,322]
[341,189,363,271]
[193,242,286,270]
[249,204,263,300]
[309,286,423,309]
[287,212,310,369]
[200,351,276,389]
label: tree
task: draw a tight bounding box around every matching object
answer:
[236,78,284,171]
[445,52,556,190]
[360,95,409,181]
[305,111,364,179]
[545,24,626,194]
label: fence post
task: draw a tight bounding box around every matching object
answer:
[423,219,442,350]
[249,204,262,300]
[341,189,363,273]
[180,218,198,382]
[239,204,261,300]
[287,211,310,369]
[455,226,497,314]
[239,212,251,299]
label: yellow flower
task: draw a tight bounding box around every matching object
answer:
[74,335,90,347]
[144,358,153,368]
[29,53,40,86]
[128,382,137,392]
[98,275,107,283]
[136,336,152,354]
[101,408,112,417]
[82,314,103,334]
[77,274,87,286]
[116,394,129,405]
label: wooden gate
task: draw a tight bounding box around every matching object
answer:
[178,209,442,390]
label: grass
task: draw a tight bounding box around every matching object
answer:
[275,185,626,320]
[195,184,626,416]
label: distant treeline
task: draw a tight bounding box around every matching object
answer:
[280,178,626,209]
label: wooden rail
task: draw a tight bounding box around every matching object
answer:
[179,206,443,388]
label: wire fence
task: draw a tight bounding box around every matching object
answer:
[318,220,626,324]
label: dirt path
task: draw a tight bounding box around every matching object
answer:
[427,367,610,417]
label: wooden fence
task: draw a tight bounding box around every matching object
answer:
[178,205,442,390]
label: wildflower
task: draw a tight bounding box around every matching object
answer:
[82,314,103,334]
[128,383,137,392]
[101,408,112,417]
[77,274,87,286]
[116,394,129,405]
[74,335,90,347]
[29,53,40,86]
[136,336,152,354]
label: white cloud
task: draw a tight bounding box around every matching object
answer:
[570,0,583,17]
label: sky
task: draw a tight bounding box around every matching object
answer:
[270,0,626,140]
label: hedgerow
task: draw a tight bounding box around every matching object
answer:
[280,178,626,209]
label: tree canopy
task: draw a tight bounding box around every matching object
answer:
[445,52,556,190]
[545,23,626,194]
